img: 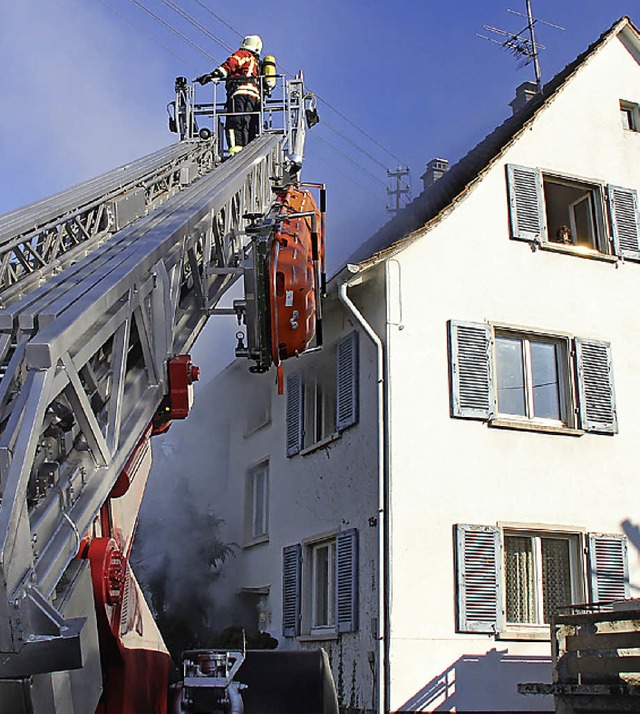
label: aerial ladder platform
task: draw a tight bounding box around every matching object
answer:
[0,72,332,714]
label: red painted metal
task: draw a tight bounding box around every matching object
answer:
[152,355,200,434]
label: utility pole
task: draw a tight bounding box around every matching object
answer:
[386,167,411,215]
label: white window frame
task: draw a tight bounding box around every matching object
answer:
[501,527,585,635]
[493,326,575,430]
[245,461,269,544]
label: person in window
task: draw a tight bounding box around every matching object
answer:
[195,35,264,156]
[552,225,574,245]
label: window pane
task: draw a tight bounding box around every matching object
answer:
[541,538,572,623]
[530,341,561,420]
[496,337,526,416]
[313,543,335,627]
[505,536,536,623]
[572,194,596,249]
[252,469,267,537]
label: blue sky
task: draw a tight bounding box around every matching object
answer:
[0,1,636,373]
[0,1,636,271]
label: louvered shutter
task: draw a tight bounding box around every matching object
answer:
[455,524,502,633]
[282,544,302,637]
[336,529,358,633]
[506,164,544,242]
[588,534,629,603]
[336,331,359,431]
[575,338,618,434]
[448,320,494,419]
[608,185,640,260]
[286,373,304,456]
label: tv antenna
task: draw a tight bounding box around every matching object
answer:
[477,0,565,86]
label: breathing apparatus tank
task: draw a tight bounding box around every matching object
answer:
[262,55,277,96]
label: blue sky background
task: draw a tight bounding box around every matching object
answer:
[0,1,637,371]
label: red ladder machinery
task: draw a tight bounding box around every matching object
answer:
[0,72,331,714]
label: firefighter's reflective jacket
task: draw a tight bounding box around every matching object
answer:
[215,49,261,100]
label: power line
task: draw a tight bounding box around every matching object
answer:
[310,132,387,188]
[127,0,221,64]
[159,0,235,56]
[190,0,243,39]
[321,118,389,172]
[96,0,199,69]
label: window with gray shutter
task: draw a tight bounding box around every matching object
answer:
[336,529,358,633]
[575,338,617,434]
[506,164,544,242]
[455,524,502,633]
[448,320,494,420]
[588,534,629,603]
[336,331,359,431]
[608,185,640,260]
[282,544,302,637]
[286,373,304,456]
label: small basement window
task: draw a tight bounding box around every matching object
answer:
[542,175,609,253]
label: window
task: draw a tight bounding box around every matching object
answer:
[449,320,618,434]
[311,540,336,630]
[282,529,358,638]
[245,462,269,542]
[455,524,629,636]
[506,164,640,261]
[495,332,570,425]
[304,360,337,448]
[504,531,581,625]
[620,100,639,131]
[245,379,271,435]
[286,331,359,457]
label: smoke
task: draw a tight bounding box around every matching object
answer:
[132,357,266,658]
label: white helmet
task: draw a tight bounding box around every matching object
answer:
[241,35,263,55]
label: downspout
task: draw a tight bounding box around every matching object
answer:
[338,266,388,714]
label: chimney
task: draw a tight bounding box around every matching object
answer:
[509,81,540,114]
[421,158,449,191]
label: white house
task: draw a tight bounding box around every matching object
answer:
[153,16,640,713]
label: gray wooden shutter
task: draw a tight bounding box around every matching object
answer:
[336,331,359,431]
[286,373,304,456]
[575,338,617,434]
[588,533,629,603]
[282,544,302,637]
[608,185,640,260]
[506,164,544,242]
[336,529,358,633]
[448,320,494,419]
[455,524,502,633]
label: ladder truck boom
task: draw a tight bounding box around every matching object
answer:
[0,72,334,714]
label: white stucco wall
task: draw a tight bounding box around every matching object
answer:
[379,28,640,712]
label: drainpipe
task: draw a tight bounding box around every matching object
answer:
[338,266,388,714]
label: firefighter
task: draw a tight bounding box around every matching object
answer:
[195,35,264,156]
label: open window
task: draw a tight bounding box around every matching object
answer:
[506,164,640,260]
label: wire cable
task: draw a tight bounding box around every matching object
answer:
[96,0,199,69]
[127,0,221,64]
[160,0,235,55]
[190,0,244,39]
[310,132,387,188]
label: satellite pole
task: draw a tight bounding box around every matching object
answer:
[476,0,565,87]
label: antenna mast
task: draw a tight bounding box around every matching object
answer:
[477,0,564,87]
[525,0,541,85]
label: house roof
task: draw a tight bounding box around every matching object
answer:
[341,16,639,275]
